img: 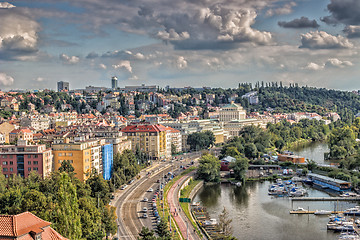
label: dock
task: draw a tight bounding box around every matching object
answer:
[289,210,344,214]
[291,197,360,201]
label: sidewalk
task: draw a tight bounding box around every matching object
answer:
[167,175,201,240]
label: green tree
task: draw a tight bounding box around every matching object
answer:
[59,160,75,174]
[53,173,82,239]
[155,219,171,239]
[78,197,104,239]
[138,227,157,240]
[197,154,220,182]
[231,156,249,182]
[244,143,258,159]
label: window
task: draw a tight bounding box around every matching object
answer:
[34,155,38,158]
[2,155,7,159]
[28,167,31,171]
[2,161,7,165]
[28,161,31,165]
[33,161,38,165]
[58,153,63,156]
[28,155,31,158]
[58,160,62,164]
[9,155,13,159]
[9,161,13,165]
[3,168,7,172]
[33,167,38,171]
[10,168,13,172]
[68,153,73,156]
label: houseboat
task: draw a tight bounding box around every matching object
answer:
[307,173,351,192]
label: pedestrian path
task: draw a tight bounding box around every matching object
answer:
[167,175,200,240]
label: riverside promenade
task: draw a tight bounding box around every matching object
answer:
[167,174,201,240]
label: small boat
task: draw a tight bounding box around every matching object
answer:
[338,232,360,240]
[314,210,332,215]
[344,206,360,216]
[340,192,360,198]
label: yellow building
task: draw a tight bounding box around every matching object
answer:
[52,140,99,181]
[219,101,246,122]
[121,124,168,160]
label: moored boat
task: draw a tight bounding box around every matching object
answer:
[314,210,332,215]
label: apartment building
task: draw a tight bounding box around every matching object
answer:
[121,123,169,160]
[53,139,112,181]
[0,141,53,178]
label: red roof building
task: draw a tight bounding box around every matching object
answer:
[0,212,68,240]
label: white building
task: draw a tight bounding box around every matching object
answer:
[219,102,246,122]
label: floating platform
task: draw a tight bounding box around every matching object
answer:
[291,197,360,201]
[289,210,344,214]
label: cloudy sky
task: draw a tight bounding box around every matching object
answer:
[0,0,360,91]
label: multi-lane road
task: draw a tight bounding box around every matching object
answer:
[112,152,201,239]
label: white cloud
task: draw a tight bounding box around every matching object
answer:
[35,77,44,82]
[300,31,354,49]
[99,63,107,69]
[266,2,296,17]
[343,25,360,38]
[175,56,188,69]
[304,62,324,71]
[59,54,80,64]
[0,12,40,59]
[0,72,14,86]
[326,58,353,68]
[0,2,15,8]
[156,29,190,41]
[112,60,133,73]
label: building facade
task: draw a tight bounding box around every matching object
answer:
[57,81,69,92]
[0,142,53,178]
[219,102,246,122]
[121,123,168,160]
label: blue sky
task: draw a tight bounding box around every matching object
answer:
[0,0,360,91]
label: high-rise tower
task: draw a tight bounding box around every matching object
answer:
[111,76,118,89]
[57,81,69,92]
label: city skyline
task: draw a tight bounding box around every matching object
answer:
[0,0,360,91]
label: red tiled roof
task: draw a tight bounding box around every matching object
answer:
[122,124,167,133]
[0,212,68,240]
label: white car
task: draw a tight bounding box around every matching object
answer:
[147,188,153,192]
[121,185,128,190]
[143,207,148,212]
[143,213,148,218]
[143,197,148,202]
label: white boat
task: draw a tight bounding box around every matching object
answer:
[314,210,332,215]
[344,206,360,216]
[341,192,360,198]
[338,232,360,240]
[235,182,242,187]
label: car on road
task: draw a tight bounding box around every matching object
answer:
[143,207,148,213]
[128,179,135,185]
[142,213,148,218]
[143,197,148,202]
[148,188,153,192]
[121,185,128,190]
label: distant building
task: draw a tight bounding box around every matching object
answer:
[57,81,69,92]
[242,91,259,105]
[111,76,118,89]
[102,143,113,180]
[0,212,68,240]
[124,84,158,92]
[219,101,246,122]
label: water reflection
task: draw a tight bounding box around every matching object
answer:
[198,183,221,207]
[194,181,356,240]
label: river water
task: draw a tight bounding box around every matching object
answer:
[291,141,340,165]
[193,182,356,240]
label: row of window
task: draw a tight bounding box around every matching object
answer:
[58,153,73,156]
[2,167,38,172]
[1,155,39,159]
[57,160,74,164]
[2,161,38,165]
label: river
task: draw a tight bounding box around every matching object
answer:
[193,182,356,240]
[291,141,338,165]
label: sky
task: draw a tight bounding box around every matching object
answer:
[0,0,360,91]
